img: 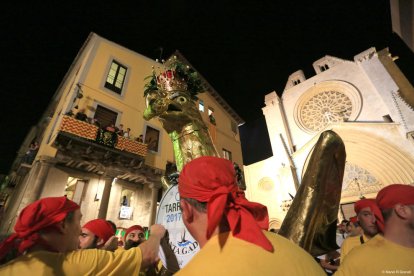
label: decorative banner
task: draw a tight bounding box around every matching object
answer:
[156,185,199,269]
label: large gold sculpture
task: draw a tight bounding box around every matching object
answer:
[143,57,219,173]
[278,130,346,256]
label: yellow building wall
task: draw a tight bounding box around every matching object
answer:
[197,92,243,166]
[34,33,242,177]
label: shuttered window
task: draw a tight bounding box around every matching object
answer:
[94,105,118,128]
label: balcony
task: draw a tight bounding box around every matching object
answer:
[54,116,147,168]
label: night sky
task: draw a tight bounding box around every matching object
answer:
[0,1,413,172]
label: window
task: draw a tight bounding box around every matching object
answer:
[94,105,118,128]
[319,64,329,72]
[64,177,86,204]
[293,79,301,85]
[144,125,160,152]
[223,148,232,161]
[208,107,216,125]
[199,100,204,112]
[105,60,127,94]
[119,188,134,220]
[231,120,238,134]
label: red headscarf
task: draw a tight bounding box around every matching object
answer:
[375,184,414,232]
[349,216,358,224]
[124,225,144,241]
[178,156,273,252]
[354,198,382,228]
[82,219,115,245]
[376,184,414,209]
[0,196,79,260]
[354,198,377,214]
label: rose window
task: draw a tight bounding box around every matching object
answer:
[300,91,353,132]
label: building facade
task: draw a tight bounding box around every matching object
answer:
[1,33,243,234]
[244,47,414,229]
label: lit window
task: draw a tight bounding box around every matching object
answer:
[199,100,204,112]
[104,60,127,94]
[223,149,232,161]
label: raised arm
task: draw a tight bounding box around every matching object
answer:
[139,224,166,269]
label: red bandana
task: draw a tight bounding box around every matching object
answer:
[83,219,115,244]
[179,156,273,252]
[376,184,414,209]
[0,196,79,260]
[354,198,383,229]
[375,184,414,232]
[124,225,144,241]
[349,216,358,224]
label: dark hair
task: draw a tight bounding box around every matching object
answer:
[381,208,393,222]
[182,197,207,212]
[106,220,117,232]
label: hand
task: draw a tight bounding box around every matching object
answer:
[150,224,166,239]
[102,236,119,252]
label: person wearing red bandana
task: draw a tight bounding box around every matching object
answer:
[175,156,324,275]
[340,199,380,260]
[79,219,116,250]
[335,184,414,275]
[0,196,165,275]
[123,225,146,250]
[345,216,362,237]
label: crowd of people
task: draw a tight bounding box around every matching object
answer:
[0,156,413,275]
[70,109,144,143]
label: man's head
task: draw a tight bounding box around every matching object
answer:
[376,184,414,232]
[338,219,349,234]
[354,198,379,237]
[346,216,362,236]
[178,156,273,252]
[0,197,80,261]
[79,219,115,249]
[123,225,145,249]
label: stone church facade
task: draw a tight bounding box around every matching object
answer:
[243,47,414,229]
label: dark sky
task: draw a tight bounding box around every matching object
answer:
[0,1,413,172]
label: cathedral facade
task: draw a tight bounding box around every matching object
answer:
[244,47,414,229]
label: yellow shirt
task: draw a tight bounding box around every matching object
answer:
[0,247,142,276]
[175,231,325,276]
[335,235,414,276]
[340,234,371,261]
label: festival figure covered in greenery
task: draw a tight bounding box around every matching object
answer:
[143,56,219,173]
